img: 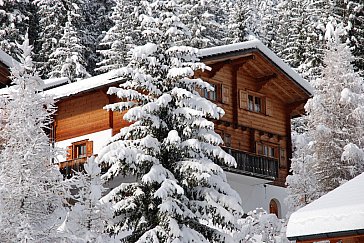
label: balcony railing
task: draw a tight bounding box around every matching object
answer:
[222,147,278,179]
[59,157,87,179]
[58,149,278,180]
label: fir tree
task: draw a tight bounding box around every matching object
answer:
[227,0,248,43]
[179,0,228,48]
[285,130,316,213]
[0,36,66,242]
[82,0,115,76]
[274,0,326,80]
[34,0,67,78]
[304,24,364,198]
[0,0,31,57]
[97,0,244,241]
[96,0,142,73]
[59,157,114,243]
[48,10,90,82]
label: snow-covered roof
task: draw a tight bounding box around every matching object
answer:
[199,40,314,96]
[286,172,364,241]
[44,71,122,100]
[43,77,70,90]
[43,40,312,100]
[0,49,18,68]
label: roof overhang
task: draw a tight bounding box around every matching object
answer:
[199,40,313,98]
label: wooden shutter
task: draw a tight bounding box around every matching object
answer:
[222,85,230,104]
[86,140,93,157]
[239,90,248,109]
[196,87,204,97]
[66,145,73,161]
[265,97,273,116]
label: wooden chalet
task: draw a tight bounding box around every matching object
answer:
[46,40,313,189]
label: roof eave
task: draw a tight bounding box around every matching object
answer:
[199,43,313,98]
[287,229,364,242]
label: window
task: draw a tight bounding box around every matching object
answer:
[200,83,221,102]
[74,143,87,158]
[62,139,94,178]
[202,83,217,101]
[240,90,273,116]
[223,133,231,147]
[256,142,277,158]
[66,139,93,161]
[248,94,263,113]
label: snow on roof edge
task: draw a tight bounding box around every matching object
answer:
[199,40,314,96]
[44,70,122,100]
[286,172,364,239]
[43,77,70,90]
[0,49,19,68]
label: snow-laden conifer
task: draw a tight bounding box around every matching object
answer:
[179,0,228,48]
[48,7,90,82]
[0,0,31,56]
[34,0,67,78]
[303,23,364,198]
[96,0,142,73]
[59,156,114,243]
[227,0,278,48]
[97,1,244,241]
[82,0,115,76]
[274,0,326,80]
[0,36,66,242]
[285,130,317,213]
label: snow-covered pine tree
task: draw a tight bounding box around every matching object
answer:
[274,0,326,80]
[285,130,317,213]
[59,156,114,243]
[332,0,364,76]
[0,0,31,57]
[48,8,90,82]
[227,0,279,48]
[96,0,142,73]
[82,0,115,76]
[0,36,66,242]
[227,0,248,44]
[179,0,228,48]
[304,23,364,198]
[97,0,244,241]
[34,0,67,78]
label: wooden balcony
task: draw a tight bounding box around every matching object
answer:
[222,147,279,180]
[58,149,278,180]
[59,157,87,179]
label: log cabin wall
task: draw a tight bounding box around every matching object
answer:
[54,90,124,142]
[52,48,310,187]
[197,51,310,186]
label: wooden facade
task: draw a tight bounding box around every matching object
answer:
[52,47,311,186]
[0,60,11,88]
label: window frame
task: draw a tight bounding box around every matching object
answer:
[247,93,265,113]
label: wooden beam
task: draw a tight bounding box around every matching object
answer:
[232,65,238,125]
[288,100,307,113]
[230,55,255,67]
[256,73,277,91]
[205,55,254,78]
[206,60,231,78]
